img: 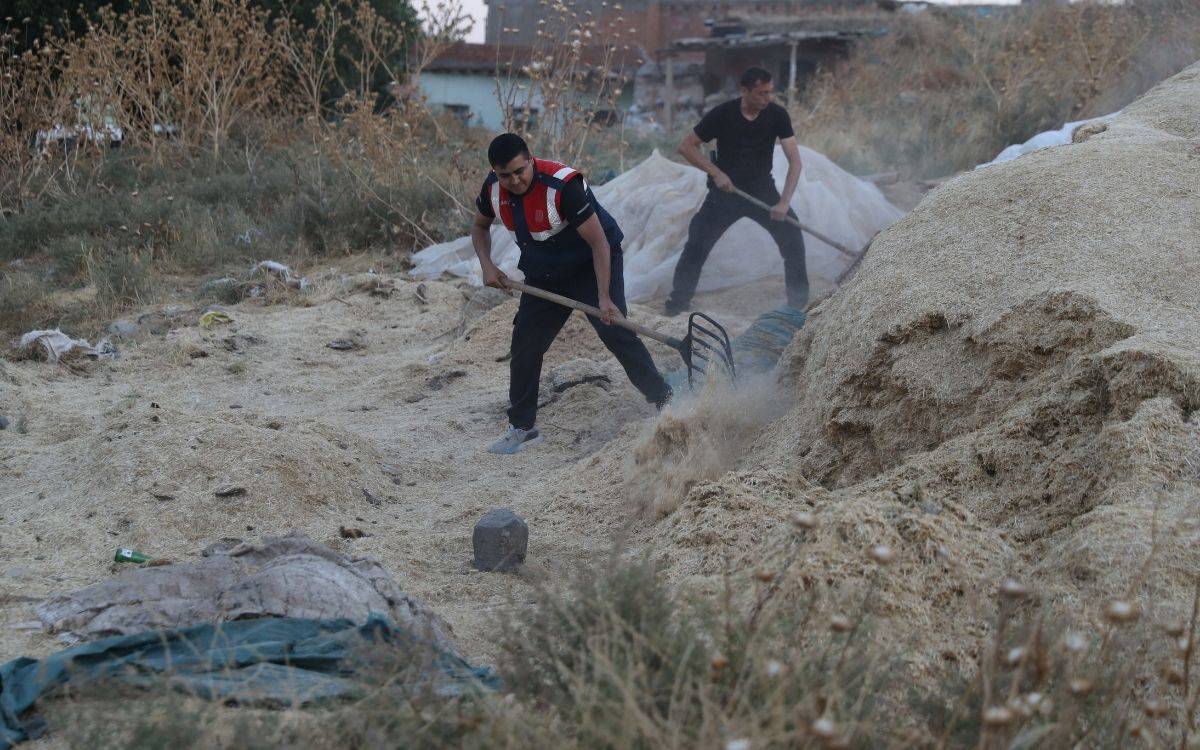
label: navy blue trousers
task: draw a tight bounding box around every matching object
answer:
[508,252,670,430]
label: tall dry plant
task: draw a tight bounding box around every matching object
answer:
[492,0,638,171]
[295,0,478,244]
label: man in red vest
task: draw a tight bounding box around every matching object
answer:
[471,133,672,454]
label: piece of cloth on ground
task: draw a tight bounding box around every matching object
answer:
[35,533,459,658]
[14,330,116,363]
[0,614,500,750]
[413,146,904,302]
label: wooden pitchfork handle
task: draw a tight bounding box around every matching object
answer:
[729,186,861,261]
[503,280,683,350]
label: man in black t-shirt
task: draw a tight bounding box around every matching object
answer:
[665,67,808,315]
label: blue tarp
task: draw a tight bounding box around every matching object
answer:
[0,614,498,749]
[731,305,807,375]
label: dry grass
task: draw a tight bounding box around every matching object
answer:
[0,0,643,341]
[794,0,1200,178]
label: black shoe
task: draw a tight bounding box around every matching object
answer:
[664,298,689,317]
[654,386,673,411]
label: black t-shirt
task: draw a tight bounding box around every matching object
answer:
[476,176,595,227]
[693,99,794,188]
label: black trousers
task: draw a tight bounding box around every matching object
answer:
[668,183,809,309]
[508,252,670,430]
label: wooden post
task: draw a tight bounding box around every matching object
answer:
[787,41,798,106]
[663,54,674,133]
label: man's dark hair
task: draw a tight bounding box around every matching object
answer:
[739,67,773,89]
[488,133,530,166]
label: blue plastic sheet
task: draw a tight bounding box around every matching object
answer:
[0,615,498,749]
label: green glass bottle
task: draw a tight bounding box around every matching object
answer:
[114,548,151,564]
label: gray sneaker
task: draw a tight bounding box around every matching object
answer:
[487,426,542,454]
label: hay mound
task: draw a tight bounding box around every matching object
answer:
[752,62,1200,608]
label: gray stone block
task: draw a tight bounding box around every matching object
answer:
[106,319,141,338]
[473,508,528,572]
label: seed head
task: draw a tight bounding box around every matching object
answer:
[982,706,1013,727]
[868,544,895,565]
[1175,636,1191,655]
[830,614,852,632]
[1004,646,1026,667]
[725,740,750,750]
[791,511,817,530]
[1142,699,1168,717]
[710,653,728,671]
[999,579,1028,599]
[764,659,784,677]
[1103,600,1140,624]
[1064,632,1087,653]
[1068,677,1093,695]
[811,717,836,738]
[754,569,775,583]
[1164,620,1186,638]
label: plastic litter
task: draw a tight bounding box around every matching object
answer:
[976,111,1119,169]
[14,330,116,363]
[198,310,233,328]
[113,548,151,564]
[254,260,308,290]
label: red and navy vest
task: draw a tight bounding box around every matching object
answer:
[483,158,623,280]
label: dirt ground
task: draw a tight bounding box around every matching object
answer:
[0,270,801,669]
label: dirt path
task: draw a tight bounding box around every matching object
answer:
[0,271,793,667]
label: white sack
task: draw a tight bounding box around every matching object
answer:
[412,146,905,302]
[976,111,1119,169]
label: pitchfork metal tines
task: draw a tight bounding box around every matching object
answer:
[503,280,738,390]
[682,312,736,387]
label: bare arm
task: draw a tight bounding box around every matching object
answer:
[577,213,620,325]
[470,211,507,288]
[677,130,733,191]
[771,136,804,221]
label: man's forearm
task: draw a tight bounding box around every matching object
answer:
[471,224,494,268]
[591,241,612,301]
[780,162,801,205]
[679,141,723,179]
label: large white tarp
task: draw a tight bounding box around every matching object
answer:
[412,146,905,302]
[975,111,1119,169]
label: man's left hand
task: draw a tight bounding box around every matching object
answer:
[598,297,621,326]
[770,200,790,222]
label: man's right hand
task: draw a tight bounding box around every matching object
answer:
[482,263,509,290]
[712,171,733,192]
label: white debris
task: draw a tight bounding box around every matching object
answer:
[412,146,905,302]
[253,260,308,290]
[16,329,116,363]
[976,111,1120,169]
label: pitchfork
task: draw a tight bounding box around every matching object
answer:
[505,280,735,388]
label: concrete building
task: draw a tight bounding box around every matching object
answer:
[418,42,637,131]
